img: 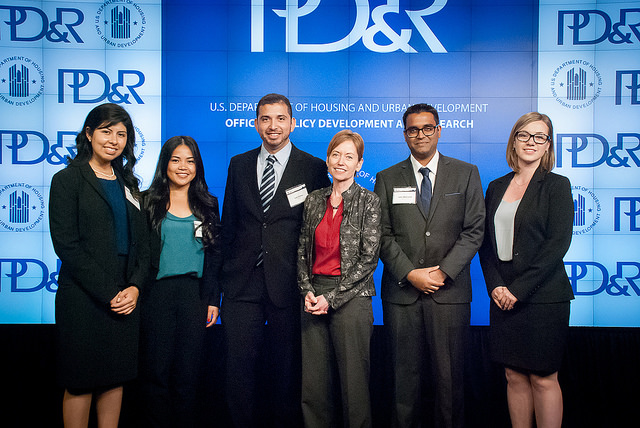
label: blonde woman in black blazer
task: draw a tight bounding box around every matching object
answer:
[49,103,149,428]
[479,112,574,428]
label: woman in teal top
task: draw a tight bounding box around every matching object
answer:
[140,136,222,427]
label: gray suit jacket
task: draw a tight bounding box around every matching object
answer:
[374,154,485,304]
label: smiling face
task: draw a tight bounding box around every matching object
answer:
[327,139,363,184]
[87,122,127,167]
[514,120,550,170]
[404,112,441,165]
[166,144,196,190]
[255,102,296,154]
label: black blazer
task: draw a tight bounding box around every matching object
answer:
[479,167,575,303]
[220,144,330,308]
[374,155,485,305]
[146,198,223,307]
[50,162,150,303]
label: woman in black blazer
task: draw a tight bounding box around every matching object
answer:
[49,103,149,427]
[479,112,574,428]
[140,136,221,427]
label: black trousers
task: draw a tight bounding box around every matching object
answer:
[139,275,208,428]
[384,296,470,428]
[222,266,302,428]
[301,274,373,428]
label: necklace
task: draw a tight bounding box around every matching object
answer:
[90,164,115,179]
[513,178,526,186]
[512,174,530,186]
[330,195,342,210]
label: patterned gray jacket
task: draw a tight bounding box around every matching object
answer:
[297,181,381,310]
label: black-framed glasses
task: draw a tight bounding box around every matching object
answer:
[404,125,438,138]
[515,131,550,145]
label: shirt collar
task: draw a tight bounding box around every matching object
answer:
[259,140,292,166]
[410,150,439,176]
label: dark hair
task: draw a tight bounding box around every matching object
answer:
[402,103,440,128]
[69,103,140,193]
[256,93,292,118]
[144,136,220,248]
[506,112,555,173]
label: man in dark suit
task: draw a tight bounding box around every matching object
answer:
[220,93,330,427]
[374,103,485,428]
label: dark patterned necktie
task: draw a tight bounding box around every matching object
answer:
[419,166,432,215]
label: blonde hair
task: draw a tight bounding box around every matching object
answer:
[326,129,364,161]
[506,112,555,173]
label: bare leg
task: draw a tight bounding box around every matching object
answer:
[62,390,92,428]
[95,386,123,428]
[505,367,534,428]
[531,372,563,428]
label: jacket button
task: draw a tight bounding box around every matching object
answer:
[425,231,431,237]
[419,258,425,265]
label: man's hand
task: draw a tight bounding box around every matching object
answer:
[407,266,446,294]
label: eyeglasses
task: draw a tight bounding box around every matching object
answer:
[404,125,438,138]
[515,131,550,145]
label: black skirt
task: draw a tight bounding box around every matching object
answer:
[56,255,139,390]
[490,301,569,375]
[489,261,570,375]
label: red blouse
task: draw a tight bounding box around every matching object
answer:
[312,197,342,276]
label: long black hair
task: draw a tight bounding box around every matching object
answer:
[69,103,140,193]
[144,136,220,248]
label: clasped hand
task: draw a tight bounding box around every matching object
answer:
[407,266,446,294]
[305,291,329,315]
[491,286,518,311]
[110,286,139,315]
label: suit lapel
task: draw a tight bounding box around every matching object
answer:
[486,173,511,256]
[488,173,512,221]
[241,148,262,216]
[427,155,451,222]
[80,163,110,205]
[514,168,545,237]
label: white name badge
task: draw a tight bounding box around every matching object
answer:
[125,187,140,210]
[286,183,308,207]
[392,187,417,204]
[194,220,203,238]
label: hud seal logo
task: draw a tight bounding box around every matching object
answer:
[0,56,45,107]
[550,59,603,109]
[0,183,45,232]
[572,186,601,235]
[95,0,147,48]
[134,125,146,162]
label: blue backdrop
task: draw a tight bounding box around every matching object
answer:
[1,0,638,326]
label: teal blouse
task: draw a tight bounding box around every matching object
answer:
[157,212,204,280]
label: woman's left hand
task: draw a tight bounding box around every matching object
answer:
[491,286,518,311]
[206,305,219,327]
[306,293,330,316]
[110,286,139,315]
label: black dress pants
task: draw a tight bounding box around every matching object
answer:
[140,275,208,428]
[384,295,470,428]
[222,266,302,428]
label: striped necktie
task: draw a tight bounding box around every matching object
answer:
[256,155,276,266]
[260,155,276,213]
